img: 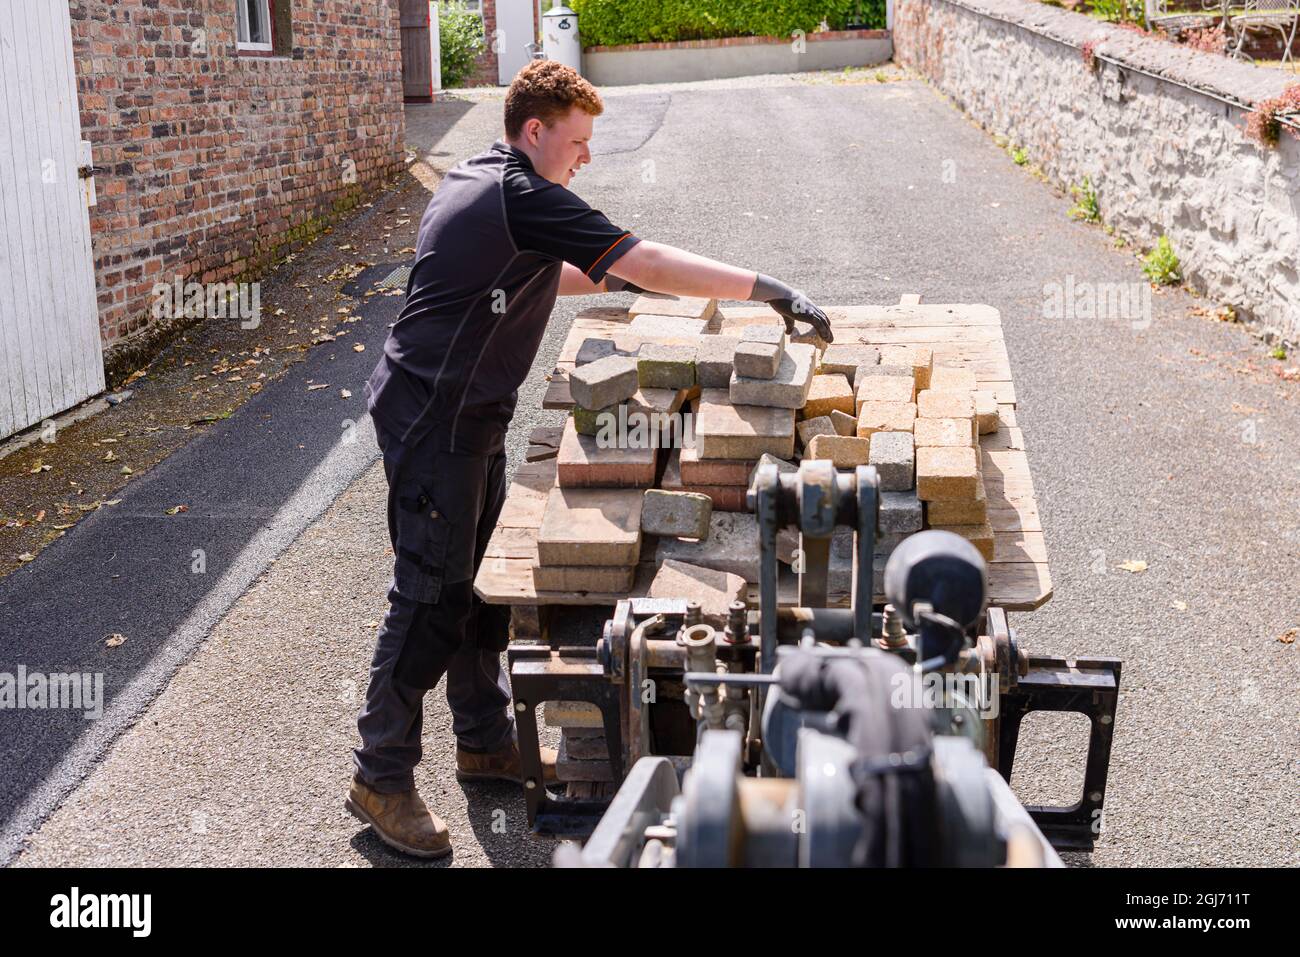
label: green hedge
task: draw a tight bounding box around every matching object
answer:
[570,0,886,49]
[440,2,487,88]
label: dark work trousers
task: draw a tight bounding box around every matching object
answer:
[353,424,515,793]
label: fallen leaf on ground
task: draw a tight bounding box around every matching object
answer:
[307,383,329,391]
[104,633,127,648]
[1118,560,1148,573]
[17,553,35,563]
[340,389,352,399]
[353,343,365,352]
[1279,628,1297,644]
[165,505,189,515]
[1171,600,1187,611]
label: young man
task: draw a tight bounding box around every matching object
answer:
[348,60,832,859]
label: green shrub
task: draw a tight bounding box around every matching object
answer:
[1142,236,1181,285]
[1069,177,1101,223]
[570,0,885,48]
[1088,0,1143,24]
[440,2,487,88]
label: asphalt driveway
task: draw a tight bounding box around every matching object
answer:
[11,69,1298,867]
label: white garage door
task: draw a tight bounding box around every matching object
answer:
[0,1,104,440]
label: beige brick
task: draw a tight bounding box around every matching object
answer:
[532,563,636,592]
[627,387,687,418]
[925,475,987,525]
[972,390,1000,435]
[917,390,975,420]
[630,292,718,325]
[642,489,712,539]
[544,700,602,729]
[880,345,933,390]
[855,373,916,412]
[647,559,747,627]
[929,365,978,393]
[557,418,657,488]
[806,433,873,468]
[797,414,837,447]
[928,521,995,562]
[729,342,817,409]
[856,401,916,438]
[694,389,796,459]
[830,409,857,436]
[916,446,979,501]
[803,373,855,418]
[537,486,643,566]
[628,314,708,338]
[914,416,976,448]
[655,511,762,580]
[817,344,880,385]
[733,340,783,379]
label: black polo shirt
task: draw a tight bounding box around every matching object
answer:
[365,140,640,456]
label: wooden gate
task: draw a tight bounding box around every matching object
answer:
[0,1,103,440]
[400,0,442,101]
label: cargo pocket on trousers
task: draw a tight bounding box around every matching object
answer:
[393,486,452,605]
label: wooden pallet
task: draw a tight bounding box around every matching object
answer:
[476,301,1052,614]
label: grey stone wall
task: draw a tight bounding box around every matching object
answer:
[894,0,1300,343]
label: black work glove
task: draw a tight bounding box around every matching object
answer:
[604,275,645,295]
[749,273,833,343]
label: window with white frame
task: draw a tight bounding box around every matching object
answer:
[236,0,273,51]
[462,0,484,20]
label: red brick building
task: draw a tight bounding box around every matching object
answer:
[69,0,407,357]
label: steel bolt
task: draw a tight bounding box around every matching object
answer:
[514,701,527,713]
[685,601,702,627]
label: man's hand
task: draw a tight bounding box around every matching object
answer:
[749,274,833,343]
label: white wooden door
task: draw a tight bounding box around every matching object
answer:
[430,2,441,92]
[0,1,104,440]
[496,0,535,85]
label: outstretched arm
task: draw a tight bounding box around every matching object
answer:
[604,241,754,300]
[605,240,834,342]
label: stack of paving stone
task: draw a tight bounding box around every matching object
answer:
[535,294,738,597]
[536,296,1010,783]
[545,294,756,785]
[912,364,1000,561]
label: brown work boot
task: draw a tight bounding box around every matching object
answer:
[456,739,558,785]
[345,776,451,859]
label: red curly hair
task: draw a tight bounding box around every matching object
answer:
[504,60,603,139]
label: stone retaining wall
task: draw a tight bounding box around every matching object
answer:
[893,0,1300,342]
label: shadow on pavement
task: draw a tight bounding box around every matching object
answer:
[0,274,407,862]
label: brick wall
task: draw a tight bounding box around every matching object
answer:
[464,1,542,88]
[468,0,499,86]
[69,0,407,355]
